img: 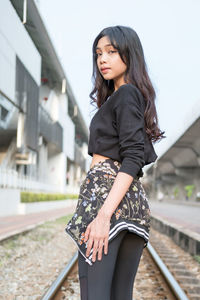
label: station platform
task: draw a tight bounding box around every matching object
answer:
[149,200,200,255]
[150,200,200,235]
[0,203,76,242]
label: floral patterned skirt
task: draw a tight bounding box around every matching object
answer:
[65,158,151,266]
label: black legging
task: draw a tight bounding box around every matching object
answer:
[78,230,144,300]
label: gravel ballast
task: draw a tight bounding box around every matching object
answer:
[0,215,77,300]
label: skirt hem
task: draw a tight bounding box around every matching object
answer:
[65,219,149,266]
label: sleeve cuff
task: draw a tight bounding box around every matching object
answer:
[118,157,144,179]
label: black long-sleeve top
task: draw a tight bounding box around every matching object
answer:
[88,83,158,179]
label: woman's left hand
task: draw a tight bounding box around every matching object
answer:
[84,210,111,262]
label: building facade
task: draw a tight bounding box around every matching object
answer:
[0,0,90,211]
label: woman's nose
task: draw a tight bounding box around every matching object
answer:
[100,52,108,63]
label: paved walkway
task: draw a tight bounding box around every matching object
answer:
[0,204,76,241]
[150,201,200,235]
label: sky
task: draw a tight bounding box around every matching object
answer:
[36,0,200,157]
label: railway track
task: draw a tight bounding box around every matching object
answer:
[40,230,196,300]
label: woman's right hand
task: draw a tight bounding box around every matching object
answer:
[84,212,110,262]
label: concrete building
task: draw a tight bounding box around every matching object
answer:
[0,0,90,215]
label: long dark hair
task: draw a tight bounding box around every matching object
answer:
[89,25,165,143]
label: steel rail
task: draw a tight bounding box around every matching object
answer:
[147,242,189,300]
[41,242,189,300]
[40,251,78,300]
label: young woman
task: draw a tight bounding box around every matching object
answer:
[65,25,165,300]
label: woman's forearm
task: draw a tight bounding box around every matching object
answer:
[98,171,134,219]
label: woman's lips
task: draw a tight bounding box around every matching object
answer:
[101,68,110,73]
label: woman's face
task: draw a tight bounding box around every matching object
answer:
[96,36,127,88]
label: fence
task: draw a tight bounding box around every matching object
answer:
[0,167,60,193]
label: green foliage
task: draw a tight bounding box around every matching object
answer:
[184,185,195,199]
[194,255,200,264]
[54,214,73,224]
[21,192,78,203]
[173,187,179,198]
[41,214,73,226]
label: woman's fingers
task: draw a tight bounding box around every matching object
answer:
[86,236,94,257]
[104,237,109,255]
[86,236,109,261]
[84,224,91,243]
[92,239,99,262]
[97,239,104,261]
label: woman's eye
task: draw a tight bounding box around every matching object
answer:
[96,50,117,58]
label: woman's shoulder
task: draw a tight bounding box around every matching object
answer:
[111,83,144,109]
[112,82,139,96]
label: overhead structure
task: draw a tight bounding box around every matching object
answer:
[147,115,200,184]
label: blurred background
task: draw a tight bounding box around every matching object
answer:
[0,1,200,299]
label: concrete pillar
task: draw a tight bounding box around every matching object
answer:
[48,152,66,193]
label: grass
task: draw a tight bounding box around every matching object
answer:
[193,255,200,264]
[52,214,73,224]
[38,214,73,228]
[1,235,21,250]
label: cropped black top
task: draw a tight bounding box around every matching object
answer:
[88,83,158,179]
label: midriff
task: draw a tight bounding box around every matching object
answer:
[90,153,110,169]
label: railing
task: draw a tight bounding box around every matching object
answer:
[0,168,60,193]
